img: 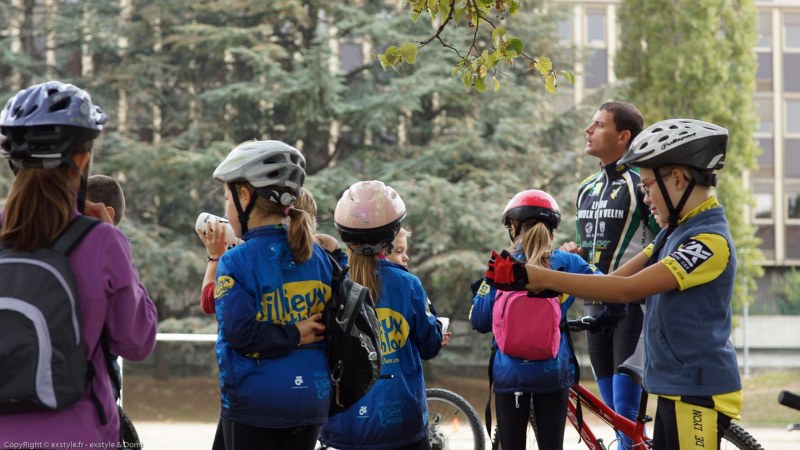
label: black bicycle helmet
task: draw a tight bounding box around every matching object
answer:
[0,81,108,170]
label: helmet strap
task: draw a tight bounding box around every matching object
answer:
[345,241,392,256]
[229,182,256,235]
[65,158,87,215]
[655,170,696,230]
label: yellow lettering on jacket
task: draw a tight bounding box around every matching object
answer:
[376,308,409,357]
[256,280,330,324]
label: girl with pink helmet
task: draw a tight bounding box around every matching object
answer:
[319,180,445,450]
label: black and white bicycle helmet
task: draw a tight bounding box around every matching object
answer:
[0,80,108,170]
[619,119,727,171]
[213,140,306,205]
[621,118,728,231]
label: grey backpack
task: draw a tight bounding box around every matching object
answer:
[0,216,99,414]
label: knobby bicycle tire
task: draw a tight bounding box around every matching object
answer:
[721,422,764,450]
[427,387,486,450]
[119,405,141,448]
[491,403,539,450]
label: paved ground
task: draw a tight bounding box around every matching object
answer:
[136,421,798,449]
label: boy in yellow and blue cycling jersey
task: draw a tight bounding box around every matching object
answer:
[485,119,742,450]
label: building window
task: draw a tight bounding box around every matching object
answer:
[586,10,606,45]
[339,41,363,74]
[758,12,772,48]
[557,18,573,42]
[786,13,800,48]
[755,96,773,133]
[788,100,800,134]
[585,48,608,88]
[787,226,800,259]
[757,224,775,259]
[785,54,800,92]
[787,184,800,220]
[758,138,773,171]
[756,52,773,92]
[754,180,774,221]
[786,139,800,178]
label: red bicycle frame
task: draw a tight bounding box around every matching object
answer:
[566,382,651,449]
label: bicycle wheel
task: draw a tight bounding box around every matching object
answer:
[427,387,486,450]
[721,422,764,450]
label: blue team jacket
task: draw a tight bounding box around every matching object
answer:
[471,249,599,393]
[320,259,443,450]
[214,225,333,428]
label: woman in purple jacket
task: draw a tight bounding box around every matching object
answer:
[0,81,158,446]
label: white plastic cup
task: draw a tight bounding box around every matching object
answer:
[195,212,241,245]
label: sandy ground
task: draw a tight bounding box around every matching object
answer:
[136,421,798,450]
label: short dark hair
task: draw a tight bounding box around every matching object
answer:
[87,174,126,226]
[599,101,644,143]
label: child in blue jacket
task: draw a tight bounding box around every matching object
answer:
[471,189,618,450]
[211,140,334,450]
[320,180,444,450]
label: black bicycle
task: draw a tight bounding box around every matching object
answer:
[427,387,486,450]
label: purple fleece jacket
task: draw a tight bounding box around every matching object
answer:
[1,212,158,447]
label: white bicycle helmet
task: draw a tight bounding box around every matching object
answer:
[213,140,306,204]
[619,119,727,171]
[334,180,407,256]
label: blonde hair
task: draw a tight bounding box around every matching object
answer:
[396,227,412,240]
[237,183,315,263]
[344,249,380,303]
[295,187,317,229]
[507,220,552,268]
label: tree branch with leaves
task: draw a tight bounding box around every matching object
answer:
[377,0,573,92]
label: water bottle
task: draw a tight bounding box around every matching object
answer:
[195,212,241,245]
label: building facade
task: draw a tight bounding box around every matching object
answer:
[554,0,800,312]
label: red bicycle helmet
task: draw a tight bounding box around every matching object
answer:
[502,189,561,232]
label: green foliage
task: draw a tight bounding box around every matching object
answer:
[615,0,763,311]
[0,0,587,325]
[381,0,573,92]
[772,268,800,315]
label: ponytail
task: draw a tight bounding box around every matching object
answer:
[345,248,381,300]
[510,221,552,268]
[286,206,315,263]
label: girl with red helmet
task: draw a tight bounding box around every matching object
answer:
[470,189,612,450]
[319,180,444,450]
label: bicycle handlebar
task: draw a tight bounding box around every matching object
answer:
[779,390,800,411]
[566,317,594,332]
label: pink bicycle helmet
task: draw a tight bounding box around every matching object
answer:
[334,180,407,256]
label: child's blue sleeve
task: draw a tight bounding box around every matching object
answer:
[470,279,496,333]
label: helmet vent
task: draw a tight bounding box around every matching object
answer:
[50,96,71,112]
[658,135,669,142]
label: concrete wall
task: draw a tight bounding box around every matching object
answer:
[731,315,800,372]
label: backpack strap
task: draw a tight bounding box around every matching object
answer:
[563,316,585,443]
[54,216,107,423]
[485,345,499,450]
[52,216,101,255]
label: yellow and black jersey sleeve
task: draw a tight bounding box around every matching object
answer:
[659,233,730,291]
